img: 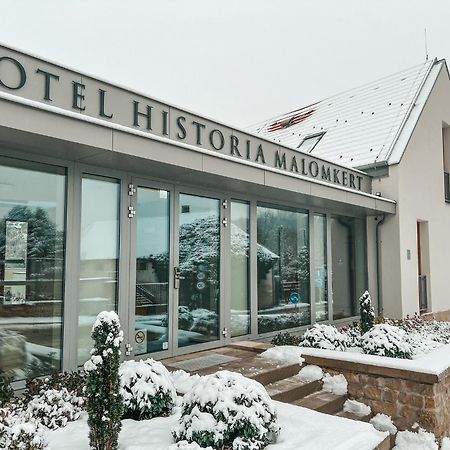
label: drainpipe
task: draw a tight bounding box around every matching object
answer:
[376,215,386,316]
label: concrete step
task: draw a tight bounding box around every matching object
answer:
[293,390,347,415]
[335,409,371,423]
[266,376,323,403]
[375,435,393,450]
[227,341,273,354]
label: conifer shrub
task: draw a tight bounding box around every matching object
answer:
[172,370,279,450]
[359,290,375,334]
[361,324,413,359]
[300,323,349,351]
[84,311,124,450]
[119,358,176,420]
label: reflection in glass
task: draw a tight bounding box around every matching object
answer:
[230,201,250,337]
[0,159,66,380]
[135,187,170,354]
[257,204,310,333]
[78,176,120,364]
[178,194,220,347]
[314,215,328,321]
[331,216,367,320]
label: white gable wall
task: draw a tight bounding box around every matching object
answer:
[374,64,450,317]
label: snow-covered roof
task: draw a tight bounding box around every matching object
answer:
[249,59,444,170]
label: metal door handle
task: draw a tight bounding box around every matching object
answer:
[174,267,185,289]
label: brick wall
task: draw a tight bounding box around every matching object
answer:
[305,356,450,438]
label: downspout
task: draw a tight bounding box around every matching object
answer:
[376,215,386,316]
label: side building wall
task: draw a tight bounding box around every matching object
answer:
[375,65,450,317]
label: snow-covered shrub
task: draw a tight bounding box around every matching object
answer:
[361,324,412,359]
[0,371,13,406]
[359,291,375,334]
[172,371,279,450]
[341,325,362,347]
[120,359,176,420]
[24,370,86,403]
[300,324,349,351]
[0,408,47,450]
[394,428,438,450]
[271,331,300,347]
[25,387,84,430]
[84,311,124,450]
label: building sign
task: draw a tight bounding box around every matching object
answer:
[0,46,369,192]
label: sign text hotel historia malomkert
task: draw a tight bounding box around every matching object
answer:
[0,53,365,192]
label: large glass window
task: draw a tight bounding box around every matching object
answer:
[0,158,66,380]
[314,214,328,321]
[178,194,221,348]
[78,175,120,364]
[257,204,310,333]
[331,216,367,320]
[135,187,170,355]
[230,200,250,337]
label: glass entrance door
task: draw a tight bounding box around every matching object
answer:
[176,193,222,348]
[132,184,171,356]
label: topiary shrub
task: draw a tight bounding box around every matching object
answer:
[359,291,375,334]
[300,324,349,351]
[84,311,124,450]
[119,359,176,420]
[271,331,300,346]
[25,387,84,430]
[361,324,413,359]
[0,371,13,407]
[172,370,279,450]
[0,408,46,450]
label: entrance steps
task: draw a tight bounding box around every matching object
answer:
[163,342,393,449]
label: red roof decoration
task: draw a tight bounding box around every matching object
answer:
[266,109,315,132]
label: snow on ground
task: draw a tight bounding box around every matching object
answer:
[45,401,388,450]
[343,399,371,417]
[322,373,348,395]
[299,344,450,375]
[260,346,304,365]
[370,413,398,435]
[442,437,450,450]
[393,429,438,450]
[296,365,323,382]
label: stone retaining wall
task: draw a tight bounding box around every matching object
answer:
[304,355,450,438]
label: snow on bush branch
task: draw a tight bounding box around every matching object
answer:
[84,311,124,450]
[172,370,279,450]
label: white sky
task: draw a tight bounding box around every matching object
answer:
[1,0,449,127]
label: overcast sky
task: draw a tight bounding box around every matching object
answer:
[1,0,449,127]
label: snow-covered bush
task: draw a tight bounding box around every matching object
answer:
[25,387,84,430]
[0,408,47,450]
[120,359,176,420]
[361,324,412,359]
[300,324,349,351]
[191,309,219,337]
[341,325,362,347]
[84,311,124,450]
[271,331,300,346]
[24,370,86,403]
[359,291,375,334]
[172,371,279,450]
[0,371,13,407]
